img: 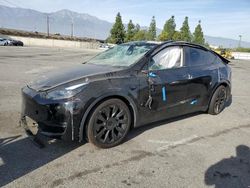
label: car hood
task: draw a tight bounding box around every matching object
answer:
[28,63,123,91]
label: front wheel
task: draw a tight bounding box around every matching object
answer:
[87,99,131,148]
[208,85,227,115]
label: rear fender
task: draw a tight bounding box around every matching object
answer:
[208,81,231,108]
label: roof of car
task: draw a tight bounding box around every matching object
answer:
[158,40,230,63]
[126,41,208,50]
[124,41,162,46]
[124,41,230,63]
[158,40,208,49]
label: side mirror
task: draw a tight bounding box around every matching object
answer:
[141,57,154,75]
[140,57,157,77]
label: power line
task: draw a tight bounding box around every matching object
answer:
[2,0,51,36]
[1,0,23,8]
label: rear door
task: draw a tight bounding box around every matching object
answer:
[184,46,219,112]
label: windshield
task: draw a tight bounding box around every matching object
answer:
[87,43,156,67]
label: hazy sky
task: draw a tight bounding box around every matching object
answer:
[1,0,250,41]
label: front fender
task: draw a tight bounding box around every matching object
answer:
[78,90,139,142]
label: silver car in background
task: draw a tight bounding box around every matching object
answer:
[0,38,9,46]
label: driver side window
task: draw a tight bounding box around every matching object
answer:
[149,46,183,70]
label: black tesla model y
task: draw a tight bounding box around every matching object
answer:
[21,41,232,148]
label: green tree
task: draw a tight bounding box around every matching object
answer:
[180,16,192,42]
[134,24,140,33]
[147,16,156,40]
[158,31,169,41]
[172,31,182,41]
[204,42,210,49]
[125,20,135,42]
[193,20,205,45]
[133,30,148,41]
[132,24,144,41]
[108,12,126,44]
[159,15,176,41]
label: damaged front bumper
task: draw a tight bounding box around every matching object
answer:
[19,116,45,148]
[20,86,84,142]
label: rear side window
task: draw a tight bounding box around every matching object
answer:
[206,51,217,64]
[185,47,217,66]
[215,56,224,64]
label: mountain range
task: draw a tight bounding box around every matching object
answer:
[0,5,249,48]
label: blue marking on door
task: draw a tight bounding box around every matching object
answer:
[162,86,166,101]
[190,99,197,105]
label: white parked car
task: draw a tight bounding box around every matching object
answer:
[0,38,9,46]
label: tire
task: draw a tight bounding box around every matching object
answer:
[87,99,131,148]
[208,85,227,115]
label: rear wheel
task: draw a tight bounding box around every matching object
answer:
[87,99,131,148]
[208,85,227,115]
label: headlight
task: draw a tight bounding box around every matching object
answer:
[43,83,87,100]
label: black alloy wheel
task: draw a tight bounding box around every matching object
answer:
[87,99,131,148]
[208,85,227,115]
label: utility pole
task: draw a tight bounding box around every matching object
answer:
[47,14,50,37]
[71,21,74,38]
[238,35,242,48]
[70,16,74,38]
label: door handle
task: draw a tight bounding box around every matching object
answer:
[169,79,189,85]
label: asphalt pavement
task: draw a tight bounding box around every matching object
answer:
[0,46,250,188]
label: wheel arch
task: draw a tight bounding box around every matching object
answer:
[78,93,138,142]
[208,81,231,108]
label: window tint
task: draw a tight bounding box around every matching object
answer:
[214,56,223,64]
[149,46,182,70]
[185,47,217,66]
[206,51,217,64]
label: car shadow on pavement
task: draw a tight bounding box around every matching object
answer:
[204,145,250,188]
[126,98,232,143]
[126,111,203,143]
[0,134,82,187]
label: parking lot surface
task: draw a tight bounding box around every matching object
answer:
[1,46,250,188]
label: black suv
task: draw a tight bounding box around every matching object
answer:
[21,41,232,148]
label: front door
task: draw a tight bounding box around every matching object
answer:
[139,46,190,122]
